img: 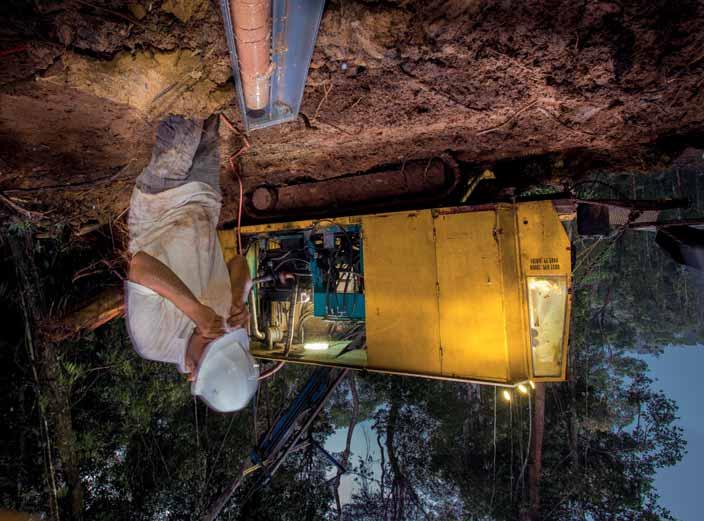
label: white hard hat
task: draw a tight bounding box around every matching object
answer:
[191,328,259,412]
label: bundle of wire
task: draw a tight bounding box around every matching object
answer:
[312,225,363,318]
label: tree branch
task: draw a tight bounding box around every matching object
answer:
[333,375,360,519]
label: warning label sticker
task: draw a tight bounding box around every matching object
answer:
[529,257,560,271]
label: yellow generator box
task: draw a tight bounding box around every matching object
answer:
[222,200,572,386]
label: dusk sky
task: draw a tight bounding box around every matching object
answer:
[325,346,704,519]
[645,346,704,521]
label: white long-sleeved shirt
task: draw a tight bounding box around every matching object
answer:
[125,182,231,373]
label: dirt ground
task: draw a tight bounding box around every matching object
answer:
[1,0,703,229]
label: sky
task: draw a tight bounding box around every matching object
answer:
[643,346,704,521]
[325,418,381,505]
[325,347,704,518]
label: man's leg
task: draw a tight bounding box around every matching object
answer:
[186,113,221,193]
[135,115,204,194]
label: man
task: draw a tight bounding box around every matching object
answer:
[125,114,258,412]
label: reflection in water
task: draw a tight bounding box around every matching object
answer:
[1,166,702,519]
[322,166,703,520]
[326,419,382,505]
[644,348,704,521]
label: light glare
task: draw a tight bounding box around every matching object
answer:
[304,342,329,351]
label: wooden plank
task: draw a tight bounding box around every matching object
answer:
[46,286,124,342]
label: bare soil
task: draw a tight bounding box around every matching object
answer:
[1,0,703,229]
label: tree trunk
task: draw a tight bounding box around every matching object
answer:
[45,287,124,342]
[10,228,85,520]
[526,383,545,521]
[569,372,579,468]
[333,375,360,519]
[386,401,404,521]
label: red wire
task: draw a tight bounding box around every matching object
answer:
[258,361,284,381]
[0,45,28,58]
[219,113,285,382]
[220,113,250,255]
[230,156,244,254]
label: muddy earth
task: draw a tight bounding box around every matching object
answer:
[1,0,703,228]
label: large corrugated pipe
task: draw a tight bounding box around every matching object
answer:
[230,0,271,115]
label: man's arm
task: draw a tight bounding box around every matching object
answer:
[226,255,253,329]
[129,251,224,338]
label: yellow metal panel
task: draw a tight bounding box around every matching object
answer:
[362,210,442,375]
[496,205,531,383]
[218,229,238,264]
[231,201,571,384]
[434,210,509,382]
[516,201,572,381]
[240,216,362,235]
[517,202,571,278]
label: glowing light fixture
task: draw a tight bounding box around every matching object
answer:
[517,383,529,395]
[502,390,512,402]
[527,276,568,377]
[304,342,329,351]
[219,0,326,132]
[529,380,536,390]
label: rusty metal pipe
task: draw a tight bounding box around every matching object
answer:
[230,0,271,114]
[244,156,463,221]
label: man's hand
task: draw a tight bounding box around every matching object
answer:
[228,303,250,330]
[130,252,223,337]
[193,304,225,339]
[185,330,210,381]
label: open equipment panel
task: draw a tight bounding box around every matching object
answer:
[243,220,368,370]
[220,201,574,387]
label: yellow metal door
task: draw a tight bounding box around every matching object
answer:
[238,201,571,384]
[516,201,572,381]
[362,210,442,375]
[434,211,510,381]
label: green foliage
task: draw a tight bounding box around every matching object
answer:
[5,219,33,235]
[2,168,700,520]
